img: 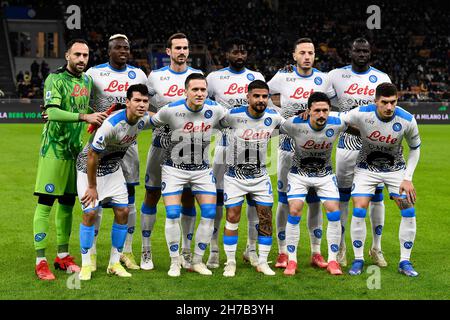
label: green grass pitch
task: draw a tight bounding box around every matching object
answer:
[0,124,449,300]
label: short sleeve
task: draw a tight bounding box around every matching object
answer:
[340,108,360,127]
[405,118,421,149]
[91,122,112,153]
[150,105,168,127]
[267,72,282,95]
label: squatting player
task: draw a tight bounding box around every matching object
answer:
[341,83,421,277]
[219,80,284,277]
[33,39,107,280]
[142,33,203,270]
[148,73,227,277]
[268,38,336,269]
[86,34,147,271]
[280,92,347,276]
[76,84,152,280]
[206,38,265,269]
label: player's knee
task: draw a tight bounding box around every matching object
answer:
[200,203,216,219]
[353,207,367,218]
[115,206,129,224]
[326,210,341,222]
[371,188,384,202]
[82,211,97,226]
[339,188,352,202]
[401,207,416,217]
[145,189,161,206]
[38,194,56,206]
[166,205,181,219]
[58,195,75,206]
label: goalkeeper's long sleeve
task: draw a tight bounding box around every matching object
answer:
[45,106,81,122]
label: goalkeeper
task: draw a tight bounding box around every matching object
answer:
[33,39,107,281]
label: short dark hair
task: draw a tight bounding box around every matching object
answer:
[293,37,313,51]
[66,39,88,51]
[126,84,149,100]
[375,82,397,98]
[185,73,206,88]
[352,37,370,47]
[167,33,188,49]
[224,38,247,52]
[248,80,269,92]
[307,92,331,109]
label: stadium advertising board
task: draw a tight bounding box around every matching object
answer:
[0,102,448,124]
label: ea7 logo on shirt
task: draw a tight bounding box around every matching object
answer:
[100,72,110,77]
[71,84,89,97]
[175,112,186,117]
[163,85,185,97]
[341,74,351,78]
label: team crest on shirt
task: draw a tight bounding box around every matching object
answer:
[247,73,255,81]
[264,117,272,126]
[138,120,144,129]
[393,122,402,132]
[128,71,136,79]
[204,110,213,119]
[326,128,334,137]
[45,183,55,193]
[314,77,323,85]
[369,75,378,83]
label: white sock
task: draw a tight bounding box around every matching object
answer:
[351,216,366,260]
[194,217,214,258]
[370,201,385,250]
[286,215,301,263]
[57,252,69,259]
[36,257,47,265]
[165,218,181,258]
[123,203,136,253]
[224,243,237,263]
[276,203,289,254]
[82,250,91,266]
[210,205,223,253]
[339,201,350,248]
[327,220,341,262]
[307,202,322,254]
[141,210,156,253]
[246,205,259,252]
[258,243,272,265]
[181,213,196,253]
[399,216,416,262]
[92,207,103,255]
[109,247,121,265]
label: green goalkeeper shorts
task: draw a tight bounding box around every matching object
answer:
[34,156,77,197]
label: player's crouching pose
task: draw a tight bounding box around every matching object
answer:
[219,80,284,277]
[280,92,347,276]
[148,73,227,277]
[342,83,421,277]
[76,84,152,280]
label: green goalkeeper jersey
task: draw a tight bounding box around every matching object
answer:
[40,67,93,160]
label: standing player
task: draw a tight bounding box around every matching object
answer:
[33,39,107,280]
[341,83,421,277]
[76,84,152,280]
[280,92,347,276]
[219,80,284,277]
[268,38,336,269]
[141,33,203,270]
[85,34,147,271]
[206,38,265,269]
[148,73,227,277]
[328,38,391,267]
